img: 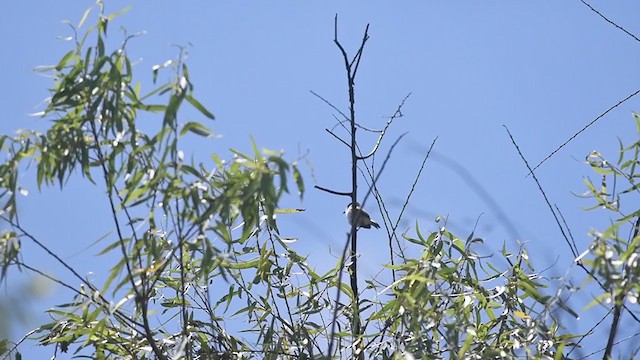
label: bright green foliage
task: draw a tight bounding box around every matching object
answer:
[0,4,311,359]
[365,224,575,359]
[581,113,640,311]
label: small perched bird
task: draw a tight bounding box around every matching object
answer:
[345,202,380,229]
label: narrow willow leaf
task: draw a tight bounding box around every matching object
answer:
[274,208,305,214]
[224,258,260,270]
[185,94,215,120]
[136,104,166,112]
[57,50,78,72]
[250,136,262,161]
[180,122,213,137]
[458,331,474,358]
[292,164,304,199]
[513,311,530,319]
[329,280,354,300]
[162,297,191,308]
[77,7,92,28]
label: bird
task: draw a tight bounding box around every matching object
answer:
[345,202,380,229]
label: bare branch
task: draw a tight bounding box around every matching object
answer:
[314,184,351,197]
[350,24,370,78]
[579,0,640,43]
[325,128,350,148]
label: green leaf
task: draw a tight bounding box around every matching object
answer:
[140,83,172,101]
[185,94,215,120]
[225,258,260,270]
[292,164,305,199]
[329,279,354,300]
[163,93,184,127]
[274,208,305,214]
[56,50,77,71]
[135,104,166,112]
[458,330,474,358]
[519,277,547,305]
[180,121,213,137]
[161,297,191,308]
[108,5,132,22]
[77,7,92,28]
[556,298,579,319]
[554,342,566,360]
[250,136,263,161]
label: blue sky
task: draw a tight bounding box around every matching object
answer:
[3,1,640,358]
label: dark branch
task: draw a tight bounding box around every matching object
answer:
[326,128,350,148]
[579,0,640,43]
[314,185,351,197]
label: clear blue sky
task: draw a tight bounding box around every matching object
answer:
[3,1,640,358]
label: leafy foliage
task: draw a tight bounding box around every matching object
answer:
[579,113,640,330]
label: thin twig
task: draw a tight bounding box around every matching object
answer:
[358,93,411,160]
[388,136,437,281]
[576,328,640,359]
[3,217,145,332]
[314,185,351,196]
[326,128,350,148]
[310,90,349,122]
[360,133,409,213]
[554,204,579,258]
[578,0,640,43]
[1,329,39,360]
[349,24,370,79]
[529,88,640,175]
[504,126,575,256]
